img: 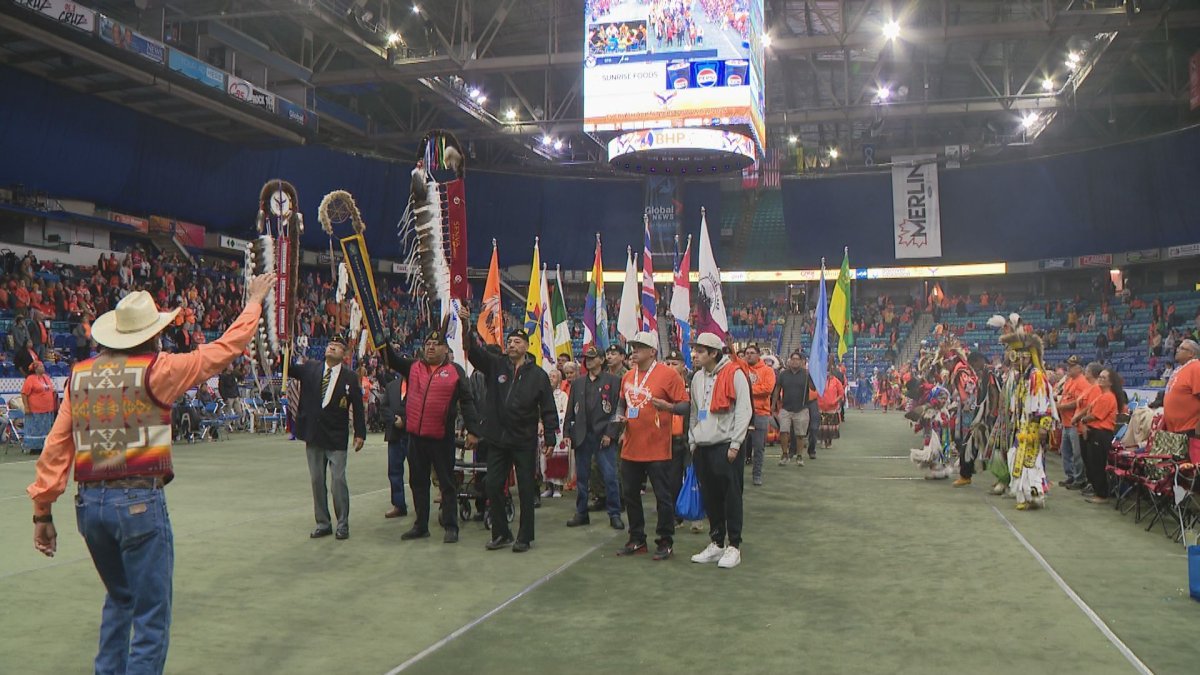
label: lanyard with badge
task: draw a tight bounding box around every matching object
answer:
[625,363,658,426]
[697,370,717,422]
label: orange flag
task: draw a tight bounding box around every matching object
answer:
[477,240,504,344]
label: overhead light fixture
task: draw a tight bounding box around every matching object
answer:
[882,20,900,41]
[1068,51,1081,63]
[828,147,839,159]
[386,32,401,46]
[541,134,552,146]
[787,135,798,145]
[1021,113,1038,129]
[477,94,487,104]
[761,33,772,48]
[412,4,421,13]
[1042,78,1055,92]
[468,88,480,100]
[553,139,563,151]
[877,86,891,101]
[505,109,517,121]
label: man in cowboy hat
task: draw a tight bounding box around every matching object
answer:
[28,273,276,674]
[290,332,367,540]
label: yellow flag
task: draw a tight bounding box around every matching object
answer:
[523,241,544,365]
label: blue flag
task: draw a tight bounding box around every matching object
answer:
[810,261,829,396]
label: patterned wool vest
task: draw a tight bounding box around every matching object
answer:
[70,353,174,483]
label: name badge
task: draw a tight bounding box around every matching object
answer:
[627,407,640,419]
[697,410,709,421]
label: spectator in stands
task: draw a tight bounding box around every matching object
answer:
[14,337,38,376]
[11,314,30,359]
[1095,330,1109,363]
[72,313,92,361]
[218,365,242,418]
[20,360,57,453]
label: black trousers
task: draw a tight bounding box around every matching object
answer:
[621,458,675,546]
[694,442,745,548]
[487,441,538,543]
[407,435,457,532]
[1082,428,1115,498]
[473,441,489,513]
[806,401,819,456]
[957,439,975,479]
[670,438,690,507]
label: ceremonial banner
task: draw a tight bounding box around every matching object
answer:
[696,208,728,338]
[445,179,469,301]
[891,155,942,259]
[339,234,386,351]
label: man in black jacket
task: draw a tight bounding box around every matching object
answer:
[383,330,481,544]
[563,346,624,529]
[290,335,366,540]
[464,320,558,553]
[378,362,408,520]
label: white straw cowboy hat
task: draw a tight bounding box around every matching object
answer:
[91,291,181,350]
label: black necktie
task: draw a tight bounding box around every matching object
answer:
[321,367,331,401]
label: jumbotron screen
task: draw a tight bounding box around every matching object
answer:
[583,0,765,147]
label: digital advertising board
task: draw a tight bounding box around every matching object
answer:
[583,0,765,147]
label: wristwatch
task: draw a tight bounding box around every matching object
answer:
[33,514,53,524]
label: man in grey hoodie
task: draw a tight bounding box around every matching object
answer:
[687,333,752,569]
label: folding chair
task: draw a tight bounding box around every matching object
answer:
[0,399,24,452]
[197,402,224,441]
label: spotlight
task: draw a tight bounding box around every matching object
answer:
[541,134,552,146]
[1021,113,1038,129]
[468,88,480,100]
[761,33,772,48]
[1042,78,1055,92]
[877,86,891,101]
[412,4,421,13]
[787,135,798,145]
[504,109,517,121]
[882,20,900,40]
[477,94,487,104]
[553,139,563,151]
[828,147,839,159]
[1067,51,1081,63]
[386,32,401,46]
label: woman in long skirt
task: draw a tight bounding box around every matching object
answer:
[21,361,58,454]
[817,374,844,448]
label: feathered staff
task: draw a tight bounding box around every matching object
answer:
[246,179,303,379]
[397,130,470,371]
[319,190,385,357]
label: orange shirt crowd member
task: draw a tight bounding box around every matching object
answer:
[1163,340,1200,435]
[616,332,689,561]
[1075,369,1126,502]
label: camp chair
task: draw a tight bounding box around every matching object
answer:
[197,401,224,441]
[0,398,24,452]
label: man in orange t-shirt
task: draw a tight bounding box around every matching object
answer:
[615,331,689,561]
[1067,362,1102,490]
[742,344,777,487]
[1055,356,1088,488]
[1163,340,1200,462]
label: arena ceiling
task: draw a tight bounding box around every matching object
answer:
[3,0,1199,175]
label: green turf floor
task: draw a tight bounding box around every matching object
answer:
[1,410,1196,674]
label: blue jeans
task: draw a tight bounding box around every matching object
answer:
[1060,427,1085,484]
[388,438,409,509]
[75,486,174,675]
[573,435,621,517]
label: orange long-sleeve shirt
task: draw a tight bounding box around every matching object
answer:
[746,360,776,416]
[27,303,262,516]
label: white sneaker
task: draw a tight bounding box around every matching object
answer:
[540,488,554,498]
[717,546,741,569]
[690,542,725,564]
[795,458,805,467]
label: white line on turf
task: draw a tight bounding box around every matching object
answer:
[989,505,1155,675]
[383,535,617,674]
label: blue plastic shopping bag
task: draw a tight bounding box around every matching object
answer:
[675,464,706,522]
[1189,545,1200,602]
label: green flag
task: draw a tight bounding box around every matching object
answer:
[551,266,573,360]
[828,248,854,361]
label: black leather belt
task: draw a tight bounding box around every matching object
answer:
[79,476,165,490]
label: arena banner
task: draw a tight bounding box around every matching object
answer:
[1038,257,1073,270]
[174,220,205,249]
[98,14,165,65]
[168,48,225,91]
[1168,242,1200,259]
[12,0,96,33]
[227,75,276,113]
[148,215,173,234]
[339,234,386,351]
[276,96,307,127]
[1124,248,1161,263]
[1078,253,1112,267]
[109,211,148,233]
[644,176,681,262]
[891,155,942,259]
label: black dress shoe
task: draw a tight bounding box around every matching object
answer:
[443,529,459,544]
[610,515,625,530]
[310,527,333,539]
[486,535,514,550]
[335,530,349,540]
[511,541,531,553]
[400,527,431,540]
[566,514,590,527]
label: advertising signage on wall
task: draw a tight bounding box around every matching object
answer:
[276,96,308,127]
[98,15,165,65]
[167,48,225,90]
[583,0,765,146]
[1124,249,1161,263]
[1168,242,1200,259]
[1038,257,1073,270]
[227,75,276,113]
[1078,253,1113,267]
[12,0,96,33]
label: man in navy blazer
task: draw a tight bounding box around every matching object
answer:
[290,335,366,540]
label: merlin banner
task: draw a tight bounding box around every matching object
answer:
[339,234,386,351]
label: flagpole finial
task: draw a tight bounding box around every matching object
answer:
[844,245,848,254]
[534,235,539,245]
[596,232,601,242]
[643,213,649,225]
[627,245,632,253]
[492,238,497,247]
[700,206,706,215]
